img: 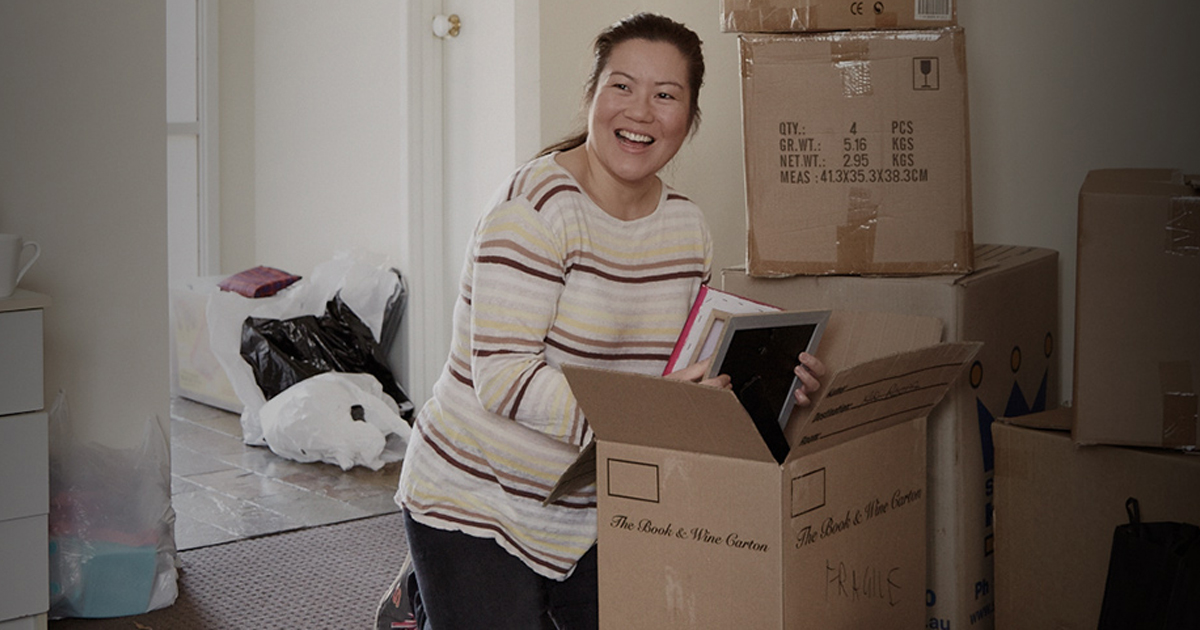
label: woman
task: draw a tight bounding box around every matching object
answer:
[394,13,825,629]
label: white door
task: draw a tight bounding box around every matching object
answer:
[440,0,539,278]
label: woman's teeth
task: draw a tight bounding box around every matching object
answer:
[617,130,654,144]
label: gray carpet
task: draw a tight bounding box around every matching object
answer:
[48,513,407,630]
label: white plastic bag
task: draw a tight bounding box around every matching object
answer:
[259,372,412,470]
[47,391,178,619]
[208,249,406,445]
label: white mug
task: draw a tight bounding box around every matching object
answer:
[0,233,40,298]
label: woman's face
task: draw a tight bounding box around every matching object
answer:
[586,38,692,189]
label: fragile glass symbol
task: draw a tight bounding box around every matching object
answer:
[913,57,938,90]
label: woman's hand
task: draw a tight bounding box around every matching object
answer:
[793,352,827,407]
[665,358,732,391]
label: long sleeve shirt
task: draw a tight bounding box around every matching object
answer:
[396,153,712,579]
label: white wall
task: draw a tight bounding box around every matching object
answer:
[251,1,410,277]
[0,1,168,447]
[539,1,1200,399]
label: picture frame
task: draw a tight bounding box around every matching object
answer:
[689,309,733,368]
[705,309,831,462]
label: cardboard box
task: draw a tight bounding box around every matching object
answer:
[992,408,1200,630]
[721,0,957,33]
[723,243,1059,630]
[563,310,979,628]
[1073,169,1200,449]
[739,27,972,276]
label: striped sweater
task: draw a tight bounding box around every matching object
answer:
[396,153,712,579]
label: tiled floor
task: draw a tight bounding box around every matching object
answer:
[169,397,402,550]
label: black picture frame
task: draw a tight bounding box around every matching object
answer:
[705,309,831,463]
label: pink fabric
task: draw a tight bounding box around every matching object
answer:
[218,266,301,298]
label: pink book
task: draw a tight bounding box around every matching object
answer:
[663,286,780,375]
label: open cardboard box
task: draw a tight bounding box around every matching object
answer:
[558,310,980,628]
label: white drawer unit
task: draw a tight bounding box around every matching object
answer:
[0,515,49,621]
[0,290,50,625]
[0,412,48,523]
[0,307,42,416]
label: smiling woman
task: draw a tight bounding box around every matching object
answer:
[391,12,824,630]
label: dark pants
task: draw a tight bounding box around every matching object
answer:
[403,510,599,630]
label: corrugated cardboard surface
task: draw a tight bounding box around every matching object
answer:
[591,424,929,629]
[723,243,1060,630]
[739,28,972,276]
[992,409,1200,630]
[720,0,957,33]
[563,312,979,628]
[1073,168,1200,449]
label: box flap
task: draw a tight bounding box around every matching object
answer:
[815,310,944,374]
[562,365,776,462]
[786,341,982,461]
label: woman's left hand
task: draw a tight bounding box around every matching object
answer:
[793,352,827,407]
[665,358,732,391]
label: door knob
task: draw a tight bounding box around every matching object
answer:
[432,14,461,38]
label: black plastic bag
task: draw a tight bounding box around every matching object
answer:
[1098,497,1200,630]
[240,293,412,418]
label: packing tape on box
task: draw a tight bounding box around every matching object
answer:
[1167,196,1199,257]
[739,37,754,79]
[832,39,872,98]
[721,6,903,32]
[836,188,878,269]
[955,230,975,272]
[722,9,813,32]
[1159,360,1198,448]
[829,189,973,273]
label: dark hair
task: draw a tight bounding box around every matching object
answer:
[538,13,705,157]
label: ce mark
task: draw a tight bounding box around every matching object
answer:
[850,1,885,15]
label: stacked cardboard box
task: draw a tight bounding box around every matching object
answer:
[725,243,1059,630]
[721,0,957,33]
[992,169,1200,629]
[719,4,1022,629]
[993,410,1200,630]
[1072,169,1199,450]
[729,0,971,276]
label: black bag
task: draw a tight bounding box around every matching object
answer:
[1097,497,1200,630]
[240,293,412,418]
